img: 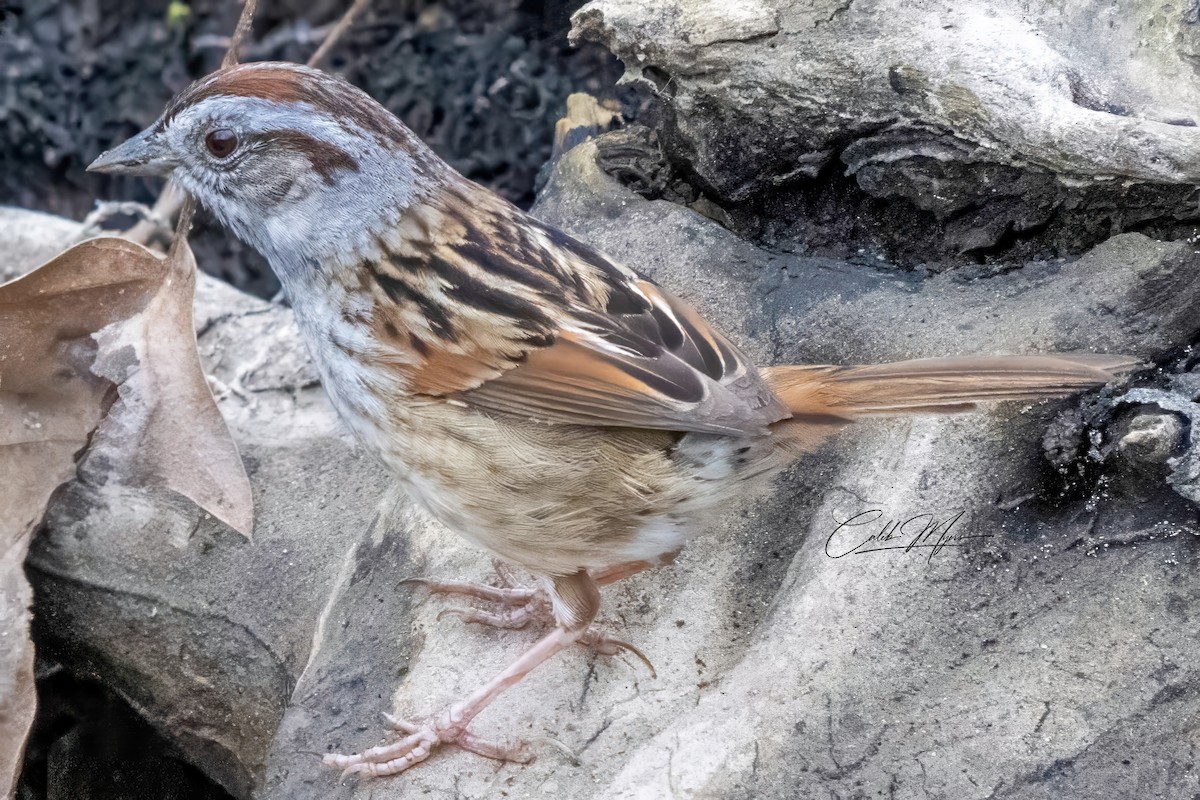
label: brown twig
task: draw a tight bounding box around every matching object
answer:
[222,0,261,69]
[307,0,372,68]
[168,195,198,263]
[193,22,334,58]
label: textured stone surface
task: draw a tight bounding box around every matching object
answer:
[572,0,1200,254]
[13,114,1200,799]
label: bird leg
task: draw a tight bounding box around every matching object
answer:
[404,552,681,629]
[591,551,680,586]
[325,570,602,778]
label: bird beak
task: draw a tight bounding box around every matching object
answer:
[87,126,177,176]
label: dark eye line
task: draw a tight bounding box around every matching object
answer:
[256,129,361,183]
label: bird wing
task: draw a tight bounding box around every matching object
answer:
[462,278,789,436]
[366,184,788,436]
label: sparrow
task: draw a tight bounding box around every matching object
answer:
[89,62,1134,778]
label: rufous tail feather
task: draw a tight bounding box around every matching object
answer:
[762,353,1138,455]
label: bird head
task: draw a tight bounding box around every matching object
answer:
[88,62,444,270]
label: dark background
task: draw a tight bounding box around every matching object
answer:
[0,0,629,297]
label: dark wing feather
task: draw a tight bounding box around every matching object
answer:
[381,184,788,436]
[463,282,788,435]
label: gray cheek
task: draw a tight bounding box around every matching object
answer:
[169,170,229,217]
[260,174,297,204]
[244,156,315,208]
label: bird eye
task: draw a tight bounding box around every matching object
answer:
[205,128,238,159]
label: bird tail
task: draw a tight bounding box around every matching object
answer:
[761,353,1138,454]
[762,354,1138,418]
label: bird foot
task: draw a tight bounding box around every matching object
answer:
[324,709,535,778]
[401,558,551,630]
[404,564,656,676]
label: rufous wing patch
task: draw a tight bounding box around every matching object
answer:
[407,345,510,395]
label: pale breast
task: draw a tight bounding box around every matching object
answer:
[375,401,785,576]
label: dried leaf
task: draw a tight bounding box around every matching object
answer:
[85,236,254,537]
[0,234,253,793]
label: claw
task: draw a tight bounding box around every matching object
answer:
[457,730,536,763]
[582,633,657,679]
[382,712,418,734]
[534,735,580,765]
